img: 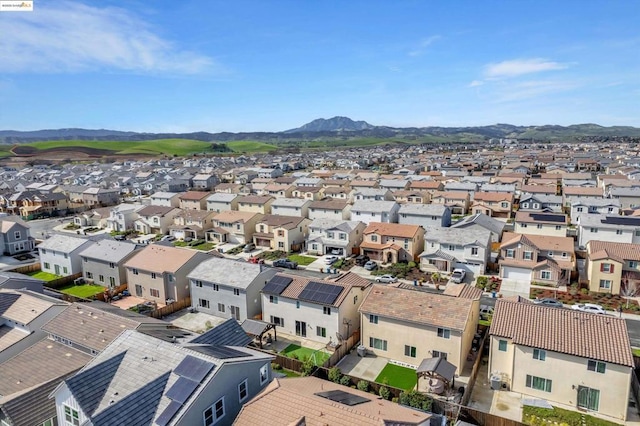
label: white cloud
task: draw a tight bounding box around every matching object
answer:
[492,80,578,102]
[468,80,484,87]
[484,58,567,78]
[0,1,217,74]
[408,35,441,57]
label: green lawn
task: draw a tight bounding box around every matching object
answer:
[280,344,330,366]
[192,242,217,251]
[522,405,619,426]
[59,283,107,298]
[375,363,417,391]
[27,271,61,282]
[633,348,640,357]
[226,140,278,153]
[287,254,316,266]
[23,138,213,156]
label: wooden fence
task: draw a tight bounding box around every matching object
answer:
[323,329,361,368]
[45,272,83,290]
[149,297,191,319]
[461,331,489,406]
[271,353,304,372]
[9,263,41,274]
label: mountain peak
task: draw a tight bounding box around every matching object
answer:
[285,116,375,133]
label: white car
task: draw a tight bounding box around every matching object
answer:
[450,269,466,284]
[375,274,397,283]
[324,255,339,265]
[572,303,606,315]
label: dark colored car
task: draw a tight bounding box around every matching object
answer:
[272,259,298,269]
[355,255,370,266]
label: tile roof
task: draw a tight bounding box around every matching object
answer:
[442,283,484,300]
[124,244,204,273]
[213,210,261,223]
[237,195,274,204]
[308,200,349,210]
[359,284,474,331]
[501,232,574,253]
[136,205,177,217]
[179,191,210,200]
[234,376,431,426]
[269,273,365,307]
[363,222,421,238]
[588,240,640,262]
[258,214,307,229]
[0,325,27,353]
[491,299,633,367]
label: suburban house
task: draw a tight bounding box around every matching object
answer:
[392,189,432,205]
[307,200,351,221]
[51,327,274,426]
[81,187,120,208]
[420,227,491,276]
[206,192,240,213]
[38,234,95,276]
[206,211,263,245]
[0,216,34,255]
[15,191,69,220]
[179,191,211,210]
[470,191,514,218]
[585,240,640,295]
[169,209,216,241]
[608,187,640,209]
[359,284,477,372]
[149,191,181,208]
[577,214,640,248]
[105,203,143,233]
[73,207,111,229]
[514,211,568,238]
[570,199,621,225]
[291,186,324,201]
[188,257,277,321]
[261,272,370,345]
[306,218,366,257]
[252,214,310,252]
[562,186,605,209]
[236,195,274,214]
[262,183,295,198]
[360,222,425,264]
[192,173,219,191]
[352,188,394,201]
[489,298,633,422]
[269,198,311,218]
[214,182,244,194]
[124,244,210,304]
[431,191,470,215]
[133,205,181,235]
[499,232,575,288]
[450,212,506,243]
[519,193,564,213]
[80,240,141,289]
[398,203,452,228]
[351,200,400,225]
[322,186,354,202]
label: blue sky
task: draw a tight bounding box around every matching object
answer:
[1,0,639,132]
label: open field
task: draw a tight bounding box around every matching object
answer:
[226,140,278,152]
[11,139,213,157]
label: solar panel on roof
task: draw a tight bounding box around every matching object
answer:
[155,400,182,426]
[173,355,215,383]
[603,216,640,226]
[188,345,251,359]
[262,275,293,295]
[315,389,370,406]
[299,281,343,305]
[165,376,199,404]
[530,213,565,223]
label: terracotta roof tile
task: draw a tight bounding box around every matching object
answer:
[588,240,640,262]
[363,222,421,238]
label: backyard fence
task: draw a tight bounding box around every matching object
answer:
[323,329,361,368]
[44,272,83,290]
[272,354,304,372]
[461,331,489,406]
[8,263,41,274]
[313,366,405,400]
[149,296,191,319]
[458,406,525,426]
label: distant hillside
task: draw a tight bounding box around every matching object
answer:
[284,116,375,133]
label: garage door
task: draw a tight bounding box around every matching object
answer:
[501,266,531,282]
[454,262,482,276]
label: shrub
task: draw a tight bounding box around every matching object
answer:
[580,288,589,295]
[271,362,281,370]
[328,366,342,383]
[357,380,370,392]
[476,276,488,288]
[408,261,417,268]
[399,390,432,411]
[379,385,391,400]
[339,375,351,386]
[301,357,315,376]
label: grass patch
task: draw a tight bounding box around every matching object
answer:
[280,344,330,366]
[278,369,301,378]
[633,348,640,357]
[27,271,62,281]
[173,241,188,247]
[375,363,417,391]
[23,139,213,156]
[522,405,619,426]
[192,242,216,251]
[59,283,107,298]
[479,319,491,327]
[287,254,316,266]
[226,140,278,153]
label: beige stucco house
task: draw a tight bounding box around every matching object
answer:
[206,210,263,244]
[513,211,568,237]
[236,195,274,214]
[586,240,640,295]
[252,214,311,252]
[360,222,425,264]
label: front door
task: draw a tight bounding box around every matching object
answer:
[230,305,240,321]
[295,320,307,337]
[54,264,60,275]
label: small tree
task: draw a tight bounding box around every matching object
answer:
[328,366,342,383]
[378,377,391,400]
[357,380,369,392]
[300,356,315,376]
[431,272,441,283]
[621,275,640,308]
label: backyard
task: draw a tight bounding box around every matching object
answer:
[375,363,418,391]
[522,405,619,426]
[280,344,330,366]
[59,283,107,298]
[27,271,61,281]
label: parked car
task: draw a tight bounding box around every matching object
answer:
[363,260,378,271]
[355,255,370,266]
[272,259,298,269]
[243,243,256,253]
[114,234,126,241]
[324,255,339,265]
[533,297,563,308]
[160,235,175,242]
[450,269,466,284]
[375,274,397,283]
[247,256,265,264]
[479,304,495,320]
[572,303,606,314]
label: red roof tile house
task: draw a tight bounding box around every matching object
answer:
[360,222,425,264]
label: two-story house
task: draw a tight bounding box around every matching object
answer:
[0,216,34,255]
[133,205,181,235]
[391,189,432,205]
[490,298,633,423]
[105,203,143,233]
[431,191,470,215]
[360,222,425,264]
[470,191,514,218]
[261,272,370,345]
[270,198,311,218]
[80,240,141,289]
[192,173,219,191]
[585,240,640,295]
[450,212,506,243]
[307,200,351,221]
[252,215,310,252]
[359,284,477,372]
[149,191,181,208]
[518,193,564,214]
[499,232,575,287]
[350,200,400,225]
[419,227,491,276]
[570,199,621,225]
[206,192,240,213]
[577,214,640,249]
[124,244,210,304]
[169,209,216,241]
[306,219,366,256]
[398,204,451,228]
[236,195,274,214]
[606,187,640,210]
[38,234,95,276]
[261,183,295,199]
[352,188,394,202]
[188,257,277,321]
[81,187,120,208]
[179,191,210,210]
[514,211,568,237]
[206,211,263,245]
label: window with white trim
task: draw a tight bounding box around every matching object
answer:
[259,363,269,384]
[437,328,450,339]
[506,249,515,258]
[599,280,612,289]
[587,359,606,373]
[533,348,546,361]
[404,345,416,358]
[203,397,225,425]
[541,270,551,280]
[369,314,379,324]
[525,375,552,392]
[369,337,387,351]
[433,350,447,359]
[64,405,80,426]
[238,379,248,402]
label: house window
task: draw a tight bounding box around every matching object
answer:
[523,251,533,260]
[64,405,80,426]
[109,277,115,286]
[599,280,612,289]
[44,262,50,269]
[369,314,379,324]
[151,273,156,279]
[64,253,68,259]
[369,337,388,351]
[218,303,225,313]
[14,231,20,239]
[195,280,203,287]
[109,262,115,268]
[471,247,479,256]
[86,272,93,279]
[63,267,68,274]
[498,340,507,352]
[404,345,417,358]
[616,229,623,235]
[238,379,248,402]
[311,244,318,251]
[577,207,583,212]
[501,202,508,208]
[323,306,331,315]
[555,225,562,230]
[167,274,174,282]
[132,268,139,275]
[296,300,300,309]
[278,241,284,248]
[270,316,284,327]
[40,418,55,426]
[354,295,358,304]
[533,349,546,361]
[269,295,278,304]
[590,228,598,233]
[199,298,210,309]
[600,263,614,273]
[135,284,142,296]
[577,386,600,411]
[448,244,455,251]
[636,230,640,237]
[371,235,378,242]
[98,275,104,282]
[203,396,225,425]
[588,360,606,373]
[533,203,540,209]
[41,249,47,254]
[234,288,240,296]
[437,328,450,339]
[521,223,528,228]
[506,249,515,258]
[150,289,160,298]
[541,270,551,280]
[630,261,638,268]
[317,326,326,337]
[339,233,346,240]
[259,363,269,384]
[525,375,552,392]
[547,251,553,257]
[213,284,219,291]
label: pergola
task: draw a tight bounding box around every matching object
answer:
[416,357,457,390]
[241,319,277,349]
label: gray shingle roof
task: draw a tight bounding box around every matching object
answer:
[79,240,140,263]
[37,234,92,253]
[187,257,274,290]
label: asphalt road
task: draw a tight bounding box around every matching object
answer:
[27,216,74,240]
